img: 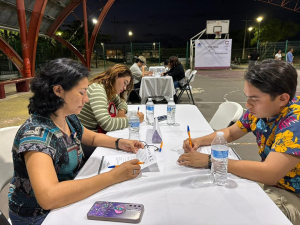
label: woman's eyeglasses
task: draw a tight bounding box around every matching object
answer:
[140,141,159,151]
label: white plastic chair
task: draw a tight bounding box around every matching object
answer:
[209,102,244,130]
[185,69,191,78]
[0,126,20,224]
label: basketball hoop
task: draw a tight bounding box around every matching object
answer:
[214,31,222,39]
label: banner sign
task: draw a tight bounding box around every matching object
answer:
[195,39,232,69]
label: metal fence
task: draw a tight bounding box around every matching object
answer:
[231,41,300,64]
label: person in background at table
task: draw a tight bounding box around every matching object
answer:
[128,56,153,102]
[286,48,294,65]
[275,50,282,60]
[162,56,185,89]
[178,59,300,225]
[8,58,144,225]
[78,64,144,161]
[248,49,260,70]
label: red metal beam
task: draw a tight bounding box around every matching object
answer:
[47,0,82,37]
[16,0,31,77]
[52,35,87,67]
[27,0,48,77]
[87,0,115,68]
[0,37,24,76]
[258,0,300,13]
[82,0,90,69]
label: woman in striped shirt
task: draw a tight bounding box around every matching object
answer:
[78,64,144,159]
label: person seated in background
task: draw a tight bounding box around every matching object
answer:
[275,50,282,60]
[128,56,153,102]
[162,56,185,89]
[178,59,300,225]
[8,58,144,225]
[78,64,144,160]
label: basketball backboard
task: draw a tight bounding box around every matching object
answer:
[206,20,230,34]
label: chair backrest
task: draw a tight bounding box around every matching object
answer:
[209,102,244,130]
[185,69,191,78]
[187,70,197,83]
[0,126,20,192]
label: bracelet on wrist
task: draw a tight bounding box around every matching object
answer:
[115,138,122,150]
[207,155,212,169]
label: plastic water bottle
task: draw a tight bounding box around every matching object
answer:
[128,111,140,140]
[146,98,154,125]
[167,98,176,125]
[210,131,229,186]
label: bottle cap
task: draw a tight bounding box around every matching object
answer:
[148,98,152,101]
[169,98,173,101]
[216,131,224,136]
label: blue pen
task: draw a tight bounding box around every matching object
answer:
[137,107,140,113]
[159,142,163,152]
[108,165,119,168]
[187,125,192,147]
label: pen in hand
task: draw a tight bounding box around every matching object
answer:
[187,125,192,147]
[108,162,145,168]
[137,107,139,113]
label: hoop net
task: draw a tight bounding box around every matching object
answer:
[214,31,222,39]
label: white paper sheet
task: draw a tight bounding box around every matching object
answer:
[98,147,157,174]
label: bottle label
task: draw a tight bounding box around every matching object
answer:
[148,106,154,111]
[167,106,176,112]
[212,149,228,159]
[130,122,140,128]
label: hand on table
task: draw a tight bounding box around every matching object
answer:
[110,159,141,182]
[118,139,144,153]
[177,152,209,168]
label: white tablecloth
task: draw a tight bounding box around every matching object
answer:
[42,105,291,225]
[139,76,175,103]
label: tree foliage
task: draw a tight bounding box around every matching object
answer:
[250,19,300,46]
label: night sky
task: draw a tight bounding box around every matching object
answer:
[66,0,300,47]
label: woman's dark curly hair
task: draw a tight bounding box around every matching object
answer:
[169,56,181,69]
[28,58,90,117]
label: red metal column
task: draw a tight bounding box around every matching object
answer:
[27,0,48,77]
[82,0,90,69]
[0,37,24,76]
[87,0,115,68]
[16,0,31,77]
[52,35,87,67]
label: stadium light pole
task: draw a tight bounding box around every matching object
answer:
[256,17,263,50]
[242,20,251,59]
[128,31,132,44]
[248,27,253,48]
[153,42,155,57]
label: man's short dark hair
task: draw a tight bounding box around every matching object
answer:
[244,59,297,101]
[289,48,293,52]
[164,59,169,66]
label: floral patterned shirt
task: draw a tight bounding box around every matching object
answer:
[237,96,300,193]
[8,114,84,217]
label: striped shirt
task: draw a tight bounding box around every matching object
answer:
[78,83,129,132]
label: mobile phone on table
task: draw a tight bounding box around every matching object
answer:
[87,201,144,223]
[157,115,167,122]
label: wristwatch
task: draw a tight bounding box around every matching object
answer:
[115,138,122,150]
[207,155,212,169]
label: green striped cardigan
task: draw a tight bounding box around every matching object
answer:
[78,83,129,132]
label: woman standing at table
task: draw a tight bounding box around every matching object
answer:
[162,56,185,88]
[78,64,144,160]
[8,58,143,225]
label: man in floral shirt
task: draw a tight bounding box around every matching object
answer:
[178,59,300,225]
